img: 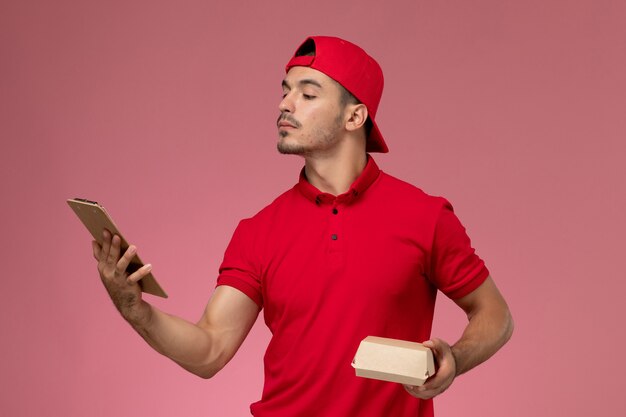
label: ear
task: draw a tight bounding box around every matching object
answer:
[345,103,369,133]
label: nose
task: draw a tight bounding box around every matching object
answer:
[278,92,294,113]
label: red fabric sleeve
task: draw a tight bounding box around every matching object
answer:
[216,219,264,308]
[428,200,489,299]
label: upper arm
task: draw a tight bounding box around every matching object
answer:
[196,285,261,370]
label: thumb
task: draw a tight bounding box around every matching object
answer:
[422,338,443,353]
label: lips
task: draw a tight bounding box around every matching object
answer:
[277,114,300,129]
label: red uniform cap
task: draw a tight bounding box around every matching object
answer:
[285,36,388,153]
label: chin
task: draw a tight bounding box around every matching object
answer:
[277,142,308,155]
[277,135,308,155]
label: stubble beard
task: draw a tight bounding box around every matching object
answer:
[277,113,344,156]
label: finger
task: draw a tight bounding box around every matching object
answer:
[403,384,420,394]
[403,384,435,400]
[127,263,152,284]
[92,240,102,261]
[408,373,447,398]
[422,339,436,349]
[420,370,447,392]
[116,245,137,274]
[422,338,445,357]
[412,387,439,400]
[107,234,122,264]
[100,229,112,261]
[423,338,447,369]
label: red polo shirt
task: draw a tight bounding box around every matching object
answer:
[216,156,489,417]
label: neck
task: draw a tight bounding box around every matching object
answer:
[304,139,367,196]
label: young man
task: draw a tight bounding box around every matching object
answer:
[93,36,513,416]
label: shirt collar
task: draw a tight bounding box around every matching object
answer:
[297,155,381,205]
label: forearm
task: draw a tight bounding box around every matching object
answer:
[126,301,224,378]
[451,301,514,376]
[94,235,256,378]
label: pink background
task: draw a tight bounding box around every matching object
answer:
[1,0,625,416]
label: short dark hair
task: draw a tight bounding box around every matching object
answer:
[295,40,373,137]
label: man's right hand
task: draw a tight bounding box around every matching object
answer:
[92,229,153,326]
[89,229,260,379]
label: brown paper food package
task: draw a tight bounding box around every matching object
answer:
[352,336,435,386]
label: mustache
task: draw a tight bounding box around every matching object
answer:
[276,113,301,128]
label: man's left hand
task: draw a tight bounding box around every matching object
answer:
[403,338,456,400]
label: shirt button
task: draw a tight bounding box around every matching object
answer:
[331,234,338,240]
[332,208,338,215]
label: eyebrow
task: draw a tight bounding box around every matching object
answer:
[282,78,323,90]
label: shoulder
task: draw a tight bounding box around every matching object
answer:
[237,185,302,230]
[376,171,451,211]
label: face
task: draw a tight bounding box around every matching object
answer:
[277,66,348,156]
